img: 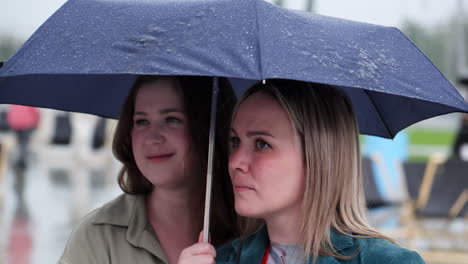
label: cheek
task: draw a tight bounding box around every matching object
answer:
[250,155,277,185]
[284,152,305,190]
[252,152,305,196]
[131,132,144,162]
[130,130,140,150]
[172,129,190,152]
[284,157,305,202]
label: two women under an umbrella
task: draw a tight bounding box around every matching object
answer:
[59,77,425,264]
[2,0,467,263]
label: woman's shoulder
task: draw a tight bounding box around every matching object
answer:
[58,193,141,263]
[216,226,268,262]
[353,236,425,264]
[68,193,138,230]
[59,208,113,263]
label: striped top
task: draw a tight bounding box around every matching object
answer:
[266,242,307,264]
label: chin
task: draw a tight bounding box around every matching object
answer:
[145,175,187,189]
[235,202,265,218]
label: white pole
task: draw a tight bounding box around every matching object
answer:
[202,77,219,243]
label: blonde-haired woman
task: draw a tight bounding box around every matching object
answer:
[211,80,425,263]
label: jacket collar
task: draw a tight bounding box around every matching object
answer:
[227,225,354,264]
[92,194,169,263]
[330,229,354,252]
[231,225,269,264]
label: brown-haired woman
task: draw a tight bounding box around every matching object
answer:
[59,76,239,264]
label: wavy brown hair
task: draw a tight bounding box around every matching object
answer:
[237,80,395,261]
[113,75,239,246]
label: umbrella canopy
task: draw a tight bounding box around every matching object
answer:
[0,0,467,138]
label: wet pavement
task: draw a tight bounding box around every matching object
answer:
[0,152,121,263]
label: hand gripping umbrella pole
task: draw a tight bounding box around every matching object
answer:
[202,77,219,243]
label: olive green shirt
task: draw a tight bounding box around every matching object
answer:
[58,194,169,264]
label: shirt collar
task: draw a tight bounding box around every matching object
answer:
[92,193,136,226]
[92,193,169,263]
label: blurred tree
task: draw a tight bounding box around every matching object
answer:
[401,19,456,82]
[305,0,314,12]
[458,20,468,84]
[464,22,468,68]
[0,35,20,62]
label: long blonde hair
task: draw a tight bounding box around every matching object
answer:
[238,80,394,260]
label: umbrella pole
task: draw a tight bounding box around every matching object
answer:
[202,77,219,243]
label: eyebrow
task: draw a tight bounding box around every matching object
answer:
[247,131,275,138]
[134,108,184,115]
[230,128,275,138]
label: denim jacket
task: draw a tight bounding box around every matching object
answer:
[216,226,425,264]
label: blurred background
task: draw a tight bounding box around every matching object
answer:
[0,0,467,263]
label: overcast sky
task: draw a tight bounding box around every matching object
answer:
[0,0,464,41]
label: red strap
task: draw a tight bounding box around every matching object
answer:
[261,243,271,264]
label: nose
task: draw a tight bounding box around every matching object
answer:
[145,124,165,144]
[229,146,249,175]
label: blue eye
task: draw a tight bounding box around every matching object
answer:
[134,119,149,126]
[255,139,271,150]
[166,116,182,124]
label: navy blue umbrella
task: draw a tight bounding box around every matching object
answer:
[1,0,467,138]
[2,0,468,241]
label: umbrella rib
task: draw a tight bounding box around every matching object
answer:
[254,0,264,77]
[363,89,394,138]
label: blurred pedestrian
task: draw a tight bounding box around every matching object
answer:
[452,113,468,161]
[7,204,33,264]
[6,105,40,204]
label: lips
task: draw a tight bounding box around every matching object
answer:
[147,153,174,161]
[233,182,255,192]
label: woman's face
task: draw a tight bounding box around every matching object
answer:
[229,91,305,219]
[131,80,193,189]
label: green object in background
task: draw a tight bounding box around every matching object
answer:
[409,129,456,145]
[407,129,456,162]
[360,129,456,145]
